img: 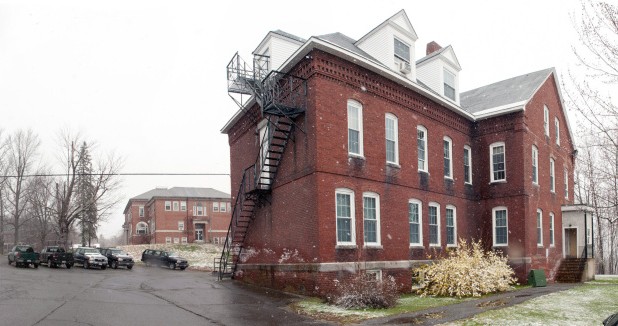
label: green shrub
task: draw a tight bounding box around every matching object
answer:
[414,239,517,298]
[326,273,399,309]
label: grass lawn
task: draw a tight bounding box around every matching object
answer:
[450,280,618,325]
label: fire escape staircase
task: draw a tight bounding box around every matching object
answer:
[217,52,306,279]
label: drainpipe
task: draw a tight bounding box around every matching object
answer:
[584,211,587,259]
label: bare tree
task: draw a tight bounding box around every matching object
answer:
[567,0,618,274]
[0,130,10,253]
[4,129,40,245]
[28,172,56,249]
[51,132,122,247]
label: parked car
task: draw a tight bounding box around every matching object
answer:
[40,246,74,269]
[100,248,134,270]
[7,245,40,268]
[141,249,188,270]
[73,247,108,270]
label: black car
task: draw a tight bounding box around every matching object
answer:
[100,248,134,269]
[73,247,108,270]
[141,249,188,270]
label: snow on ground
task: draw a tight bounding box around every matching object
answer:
[118,243,223,271]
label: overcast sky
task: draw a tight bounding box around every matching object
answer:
[0,0,584,238]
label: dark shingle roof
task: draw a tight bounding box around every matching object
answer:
[316,32,377,61]
[131,187,230,200]
[272,30,306,43]
[461,68,554,114]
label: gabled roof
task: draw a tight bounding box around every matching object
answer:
[123,187,230,214]
[355,9,418,45]
[416,45,461,71]
[253,30,306,55]
[460,68,555,117]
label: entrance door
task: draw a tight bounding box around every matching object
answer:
[565,228,578,258]
[195,229,204,241]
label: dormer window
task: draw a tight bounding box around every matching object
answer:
[444,69,456,101]
[394,38,410,62]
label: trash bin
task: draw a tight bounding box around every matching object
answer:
[528,269,547,287]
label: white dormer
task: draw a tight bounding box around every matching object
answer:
[416,42,462,105]
[355,10,419,80]
[253,30,305,76]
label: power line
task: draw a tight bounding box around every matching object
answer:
[0,172,230,178]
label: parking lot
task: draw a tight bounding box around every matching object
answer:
[0,260,325,326]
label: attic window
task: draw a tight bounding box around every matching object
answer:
[444,69,456,101]
[394,38,410,63]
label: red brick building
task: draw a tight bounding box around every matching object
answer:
[123,187,231,245]
[220,10,588,296]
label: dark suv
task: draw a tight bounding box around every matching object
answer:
[73,247,108,269]
[100,248,134,270]
[141,249,188,270]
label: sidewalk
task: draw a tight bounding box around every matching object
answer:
[360,283,578,325]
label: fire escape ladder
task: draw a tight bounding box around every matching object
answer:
[255,115,294,191]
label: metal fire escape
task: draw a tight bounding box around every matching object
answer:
[217,52,306,279]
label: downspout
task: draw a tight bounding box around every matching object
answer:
[584,211,588,259]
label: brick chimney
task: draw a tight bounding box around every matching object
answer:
[426,41,442,55]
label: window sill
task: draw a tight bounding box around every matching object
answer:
[550,245,555,248]
[493,244,508,247]
[464,182,472,186]
[447,244,458,248]
[363,245,383,249]
[532,182,539,187]
[386,162,400,168]
[444,176,453,181]
[418,170,429,175]
[537,245,544,248]
[348,153,365,160]
[429,244,441,248]
[336,245,357,250]
[490,180,507,184]
[409,245,424,249]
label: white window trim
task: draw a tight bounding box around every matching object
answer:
[363,192,381,247]
[532,145,539,185]
[544,105,550,137]
[446,205,457,247]
[139,206,144,217]
[213,202,219,212]
[490,142,506,183]
[385,113,399,165]
[443,68,457,102]
[417,125,428,172]
[394,37,411,63]
[408,199,423,247]
[555,118,560,145]
[564,168,569,199]
[492,206,508,247]
[549,212,555,247]
[537,209,543,247]
[136,222,148,235]
[443,136,453,179]
[550,158,556,193]
[178,221,185,231]
[165,237,172,244]
[428,202,441,247]
[220,202,227,212]
[464,145,472,184]
[335,188,356,247]
[180,201,187,211]
[165,201,171,211]
[347,100,364,157]
[173,201,179,211]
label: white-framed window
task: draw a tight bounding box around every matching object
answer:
[394,38,410,63]
[180,201,187,211]
[181,237,187,244]
[178,221,185,231]
[363,192,380,246]
[165,237,172,244]
[550,158,555,193]
[165,201,171,211]
[446,205,457,247]
[544,105,550,137]
[417,126,428,172]
[429,202,440,246]
[408,199,423,246]
[194,203,204,216]
[173,237,180,244]
[555,118,560,145]
[173,201,179,211]
[220,202,227,212]
[336,188,355,245]
[444,69,456,101]
[493,207,508,246]
[464,145,472,184]
[587,225,592,245]
[490,142,506,182]
[139,206,144,217]
[136,222,148,235]
[347,100,363,157]
[443,136,453,179]
[366,269,383,282]
[213,202,219,212]
[385,113,399,165]
[532,145,539,184]
[564,168,569,199]
[537,209,543,247]
[549,212,555,247]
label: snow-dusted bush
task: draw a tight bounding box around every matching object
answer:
[326,273,398,309]
[414,239,516,298]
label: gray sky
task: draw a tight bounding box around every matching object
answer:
[0,0,583,238]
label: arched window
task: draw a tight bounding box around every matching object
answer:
[136,222,148,235]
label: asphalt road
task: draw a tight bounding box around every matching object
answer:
[0,259,325,326]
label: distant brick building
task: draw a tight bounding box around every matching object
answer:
[220,10,592,296]
[123,187,231,245]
